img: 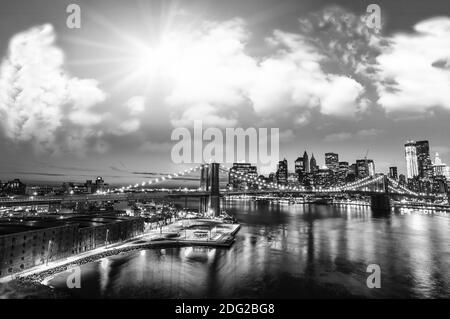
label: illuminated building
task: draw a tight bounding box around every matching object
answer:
[325,153,339,172]
[415,140,433,179]
[229,163,258,190]
[405,141,419,179]
[389,167,398,180]
[276,159,288,185]
[310,153,318,173]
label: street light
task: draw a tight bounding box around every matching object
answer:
[105,229,110,248]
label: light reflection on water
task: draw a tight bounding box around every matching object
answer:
[48,200,450,298]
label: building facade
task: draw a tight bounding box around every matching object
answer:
[0,214,144,278]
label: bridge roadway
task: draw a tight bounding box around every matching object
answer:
[0,189,438,207]
[0,192,171,207]
[168,189,438,200]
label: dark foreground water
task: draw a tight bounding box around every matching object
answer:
[48,200,450,298]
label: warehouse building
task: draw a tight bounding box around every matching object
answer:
[0,213,144,277]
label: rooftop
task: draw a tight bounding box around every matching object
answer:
[0,213,139,236]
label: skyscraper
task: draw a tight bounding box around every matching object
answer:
[416,140,432,179]
[337,162,349,183]
[303,150,310,173]
[405,141,419,179]
[294,156,304,176]
[433,152,450,180]
[276,159,288,185]
[356,159,375,178]
[389,167,398,179]
[229,163,258,190]
[325,153,339,172]
[310,153,318,172]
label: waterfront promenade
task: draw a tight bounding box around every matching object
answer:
[0,218,240,286]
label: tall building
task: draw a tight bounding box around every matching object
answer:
[229,163,258,190]
[325,153,339,172]
[313,168,333,188]
[338,161,349,182]
[433,153,450,180]
[276,159,288,185]
[356,159,375,178]
[303,151,310,173]
[2,179,26,195]
[310,153,318,172]
[416,140,432,179]
[399,174,406,186]
[389,167,398,179]
[294,156,304,179]
[405,141,419,179]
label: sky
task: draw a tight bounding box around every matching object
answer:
[0,0,450,185]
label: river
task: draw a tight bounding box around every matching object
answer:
[47,199,450,298]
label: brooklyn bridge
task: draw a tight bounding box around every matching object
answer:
[0,163,445,215]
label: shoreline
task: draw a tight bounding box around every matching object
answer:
[12,223,241,288]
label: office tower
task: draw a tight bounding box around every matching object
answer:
[310,153,318,172]
[367,160,375,177]
[303,150,310,173]
[269,172,276,183]
[338,161,349,182]
[276,158,288,185]
[95,176,105,192]
[339,161,349,171]
[313,168,333,188]
[325,153,339,172]
[356,159,375,178]
[389,167,398,180]
[416,140,432,179]
[248,165,258,188]
[294,156,304,178]
[399,174,406,186]
[433,153,450,180]
[433,175,448,194]
[405,141,419,179]
[229,163,258,190]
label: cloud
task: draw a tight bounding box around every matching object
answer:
[355,128,384,138]
[158,16,369,128]
[125,96,146,115]
[324,128,383,142]
[376,17,450,114]
[324,132,352,142]
[0,25,106,152]
[0,24,152,155]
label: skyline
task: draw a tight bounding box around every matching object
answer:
[1,139,445,186]
[1,0,450,183]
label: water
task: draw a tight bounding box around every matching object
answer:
[47,200,450,298]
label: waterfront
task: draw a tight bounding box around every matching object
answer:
[46,199,450,298]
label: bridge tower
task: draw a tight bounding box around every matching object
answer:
[370,175,391,214]
[208,163,221,217]
[198,163,221,217]
[200,165,210,191]
[199,165,209,214]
